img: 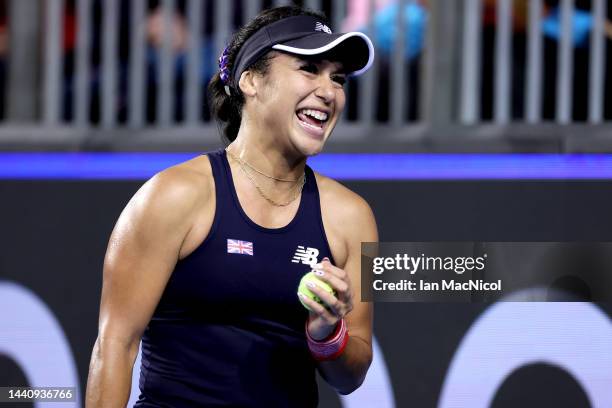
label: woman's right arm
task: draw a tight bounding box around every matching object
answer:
[85,168,206,408]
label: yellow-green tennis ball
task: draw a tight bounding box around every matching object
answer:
[298,271,336,311]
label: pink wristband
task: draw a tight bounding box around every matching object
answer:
[305,318,349,361]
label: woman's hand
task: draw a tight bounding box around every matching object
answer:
[299,257,354,340]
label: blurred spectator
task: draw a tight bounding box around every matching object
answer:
[542,5,595,46]
[143,1,217,123]
[343,0,428,121]
[481,0,612,122]
[343,0,427,60]
[540,0,601,121]
[343,0,394,31]
[60,0,219,124]
[539,0,612,47]
[144,2,190,123]
[372,1,427,60]
[146,4,189,53]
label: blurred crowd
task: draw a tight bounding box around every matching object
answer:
[354,0,612,121]
[479,0,612,121]
[0,0,610,123]
[61,0,217,123]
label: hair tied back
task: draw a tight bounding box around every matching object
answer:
[218,46,231,96]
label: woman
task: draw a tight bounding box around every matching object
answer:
[86,6,377,407]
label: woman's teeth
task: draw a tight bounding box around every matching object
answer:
[298,108,328,122]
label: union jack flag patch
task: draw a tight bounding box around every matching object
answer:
[227,239,254,256]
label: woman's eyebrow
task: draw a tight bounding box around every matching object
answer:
[330,63,347,75]
[334,66,348,75]
[319,59,347,74]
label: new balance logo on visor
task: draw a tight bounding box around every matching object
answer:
[315,22,332,34]
[227,239,254,256]
[292,246,320,266]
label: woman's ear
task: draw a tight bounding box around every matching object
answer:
[238,70,257,98]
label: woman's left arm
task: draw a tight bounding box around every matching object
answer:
[299,196,378,395]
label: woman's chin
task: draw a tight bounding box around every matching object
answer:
[295,138,326,157]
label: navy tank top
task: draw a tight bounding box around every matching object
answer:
[135,149,334,407]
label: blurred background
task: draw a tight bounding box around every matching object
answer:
[0,0,611,150]
[1,0,612,407]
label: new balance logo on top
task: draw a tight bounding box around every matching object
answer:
[315,22,332,34]
[292,246,320,266]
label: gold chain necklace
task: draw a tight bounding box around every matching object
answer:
[226,148,306,207]
[226,148,301,182]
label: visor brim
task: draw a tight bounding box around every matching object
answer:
[271,32,374,76]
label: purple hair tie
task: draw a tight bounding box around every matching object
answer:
[218,46,231,96]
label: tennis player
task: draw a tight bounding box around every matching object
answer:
[86,6,377,407]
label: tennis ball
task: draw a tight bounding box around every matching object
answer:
[298,271,336,311]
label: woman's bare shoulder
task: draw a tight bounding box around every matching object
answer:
[159,154,214,190]
[314,171,374,222]
[148,154,212,198]
[128,154,214,224]
[314,171,378,267]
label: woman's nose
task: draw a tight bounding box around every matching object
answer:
[314,76,336,104]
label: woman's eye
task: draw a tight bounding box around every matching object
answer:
[333,76,347,86]
[300,64,317,73]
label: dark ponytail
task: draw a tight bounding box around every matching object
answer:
[207,6,329,144]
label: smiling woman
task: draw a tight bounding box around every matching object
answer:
[85,6,377,408]
[241,52,347,152]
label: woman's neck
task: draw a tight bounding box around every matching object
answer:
[229,130,306,182]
